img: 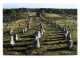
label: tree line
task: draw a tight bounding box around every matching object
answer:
[3,8,77,22]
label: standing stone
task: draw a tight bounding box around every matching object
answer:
[63,27,68,40]
[16,34,18,40]
[39,23,45,36]
[32,31,41,48]
[65,30,69,40]
[24,27,28,32]
[42,28,45,36]
[27,16,32,29]
[63,27,73,49]
[10,35,15,46]
[37,31,41,39]
[36,31,41,48]
[22,28,25,33]
[67,31,73,49]
[10,29,13,35]
[36,36,40,48]
[10,29,15,46]
[68,40,73,49]
[32,39,36,48]
[22,27,28,33]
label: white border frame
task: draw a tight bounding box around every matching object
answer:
[0,0,80,57]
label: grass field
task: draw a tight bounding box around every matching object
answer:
[3,11,77,55]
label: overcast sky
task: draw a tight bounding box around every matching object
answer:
[3,3,77,9]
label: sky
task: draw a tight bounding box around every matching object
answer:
[3,3,77,9]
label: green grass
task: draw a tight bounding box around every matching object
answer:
[3,13,77,55]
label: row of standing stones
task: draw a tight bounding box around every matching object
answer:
[3,13,74,55]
